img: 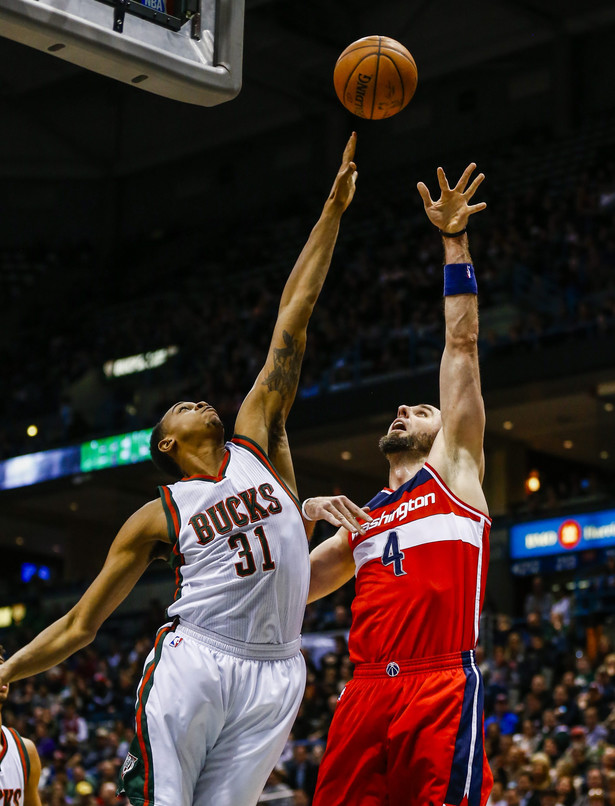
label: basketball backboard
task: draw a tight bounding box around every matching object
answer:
[0,0,244,106]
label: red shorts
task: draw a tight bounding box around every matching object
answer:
[312,650,493,806]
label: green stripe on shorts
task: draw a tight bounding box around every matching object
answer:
[119,624,171,805]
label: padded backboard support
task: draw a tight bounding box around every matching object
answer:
[0,0,244,106]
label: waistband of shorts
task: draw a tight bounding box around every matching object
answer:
[353,649,477,678]
[174,620,302,660]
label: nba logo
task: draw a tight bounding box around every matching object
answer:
[169,636,183,648]
[122,753,138,778]
[386,662,400,677]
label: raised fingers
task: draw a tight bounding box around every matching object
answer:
[342,131,357,164]
[454,162,477,193]
[468,201,487,216]
[437,166,451,194]
[417,181,434,208]
[464,171,485,201]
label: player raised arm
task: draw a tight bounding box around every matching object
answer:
[417,164,488,510]
[0,501,169,686]
[234,134,358,494]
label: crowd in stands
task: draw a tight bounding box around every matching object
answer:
[2,130,615,461]
[3,527,615,806]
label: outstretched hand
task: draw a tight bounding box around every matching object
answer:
[304,495,372,534]
[417,163,486,234]
[328,132,358,212]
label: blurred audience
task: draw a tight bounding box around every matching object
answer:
[2,547,615,805]
[2,141,615,471]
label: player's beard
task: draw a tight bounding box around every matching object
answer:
[378,430,436,458]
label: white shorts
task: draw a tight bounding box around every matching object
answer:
[120,621,306,806]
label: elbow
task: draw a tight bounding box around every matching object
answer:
[80,626,97,646]
[447,331,478,352]
[67,611,98,648]
[74,622,97,648]
[279,298,314,324]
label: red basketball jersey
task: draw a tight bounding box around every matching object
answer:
[348,463,491,664]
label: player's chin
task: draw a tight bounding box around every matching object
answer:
[378,432,412,455]
[211,416,225,433]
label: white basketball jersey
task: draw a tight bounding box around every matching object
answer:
[160,437,310,645]
[0,725,29,802]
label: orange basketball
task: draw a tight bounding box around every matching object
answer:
[333,35,418,120]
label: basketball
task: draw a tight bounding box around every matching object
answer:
[333,36,418,120]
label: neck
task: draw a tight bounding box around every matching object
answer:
[178,441,227,478]
[386,451,428,490]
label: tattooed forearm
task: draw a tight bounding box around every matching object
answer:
[262,330,305,399]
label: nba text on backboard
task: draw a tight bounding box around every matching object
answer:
[0,0,244,105]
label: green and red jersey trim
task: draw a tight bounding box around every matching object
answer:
[0,728,8,765]
[230,435,302,513]
[158,485,184,602]
[8,728,30,785]
[179,449,230,483]
[134,623,172,806]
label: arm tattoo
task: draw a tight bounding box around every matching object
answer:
[262,330,304,400]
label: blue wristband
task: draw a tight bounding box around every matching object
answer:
[443,263,477,296]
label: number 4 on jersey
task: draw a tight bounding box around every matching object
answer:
[382,531,406,576]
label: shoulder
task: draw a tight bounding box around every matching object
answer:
[22,737,40,764]
[425,434,489,516]
[118,499,170,545]
[7,732,40,780]
[230,434,263,456]
[133,498,168,530]
[230,435,275,473]
[22,737,41,792]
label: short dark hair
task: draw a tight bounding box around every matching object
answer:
[150,420,183,479]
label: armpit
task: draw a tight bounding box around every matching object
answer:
[149,541,171,563]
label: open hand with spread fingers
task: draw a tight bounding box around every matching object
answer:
[328,132,358,212]
[417,163,486,234]
[303,495,372,534]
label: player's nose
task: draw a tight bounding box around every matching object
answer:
[195,401,207,410]
[396,405,410,419]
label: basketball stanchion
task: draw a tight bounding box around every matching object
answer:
[0,0,244,106]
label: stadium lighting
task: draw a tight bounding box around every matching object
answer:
[525,470,541,494]
[103,346,179,378]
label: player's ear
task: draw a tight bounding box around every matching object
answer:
[158,435,175,455]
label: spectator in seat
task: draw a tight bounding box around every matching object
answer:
[486,693,520,736]
[284,744,319,801]
[525,577,554,622]
[584,706,608,747]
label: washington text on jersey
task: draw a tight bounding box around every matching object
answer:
[348,463,491,664]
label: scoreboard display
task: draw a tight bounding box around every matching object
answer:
[0,428,154,491]
[81,430,152,472]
